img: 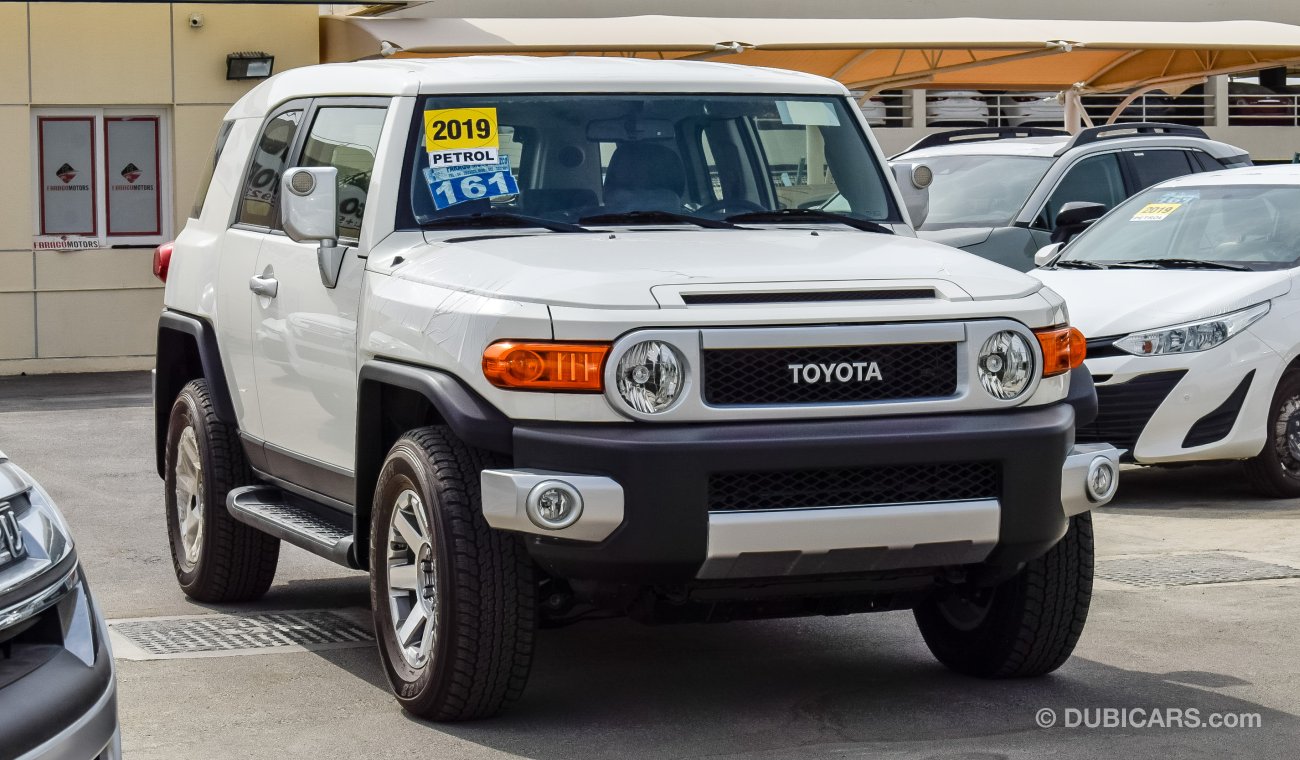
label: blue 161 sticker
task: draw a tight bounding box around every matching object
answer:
[424,157,519,210]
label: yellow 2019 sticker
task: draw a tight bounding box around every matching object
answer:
[1130,202,1182,222]
[424,108,498,150]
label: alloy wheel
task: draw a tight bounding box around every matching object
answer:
[173,426,204,571]
[386,489,438,670]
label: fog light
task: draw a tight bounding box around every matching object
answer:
[1085,457,1118,503]
[526,480,583,530]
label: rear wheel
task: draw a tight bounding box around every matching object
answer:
[914,512,1093,678]
[370,427,535,721]
[1243,371,1300,498]
[164,379,280,602]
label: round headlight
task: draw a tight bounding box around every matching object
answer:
[978,331,1034,400]
[615,340,684,414]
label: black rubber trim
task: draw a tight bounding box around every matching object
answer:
[1085,335,1125,359]
[514,403,1076,583]
[260,441,355,506]
[681,289,935,305]
[1183,371,1255,448]
[155,310,237,477]
[1065,364,1099,429]
[0,580,113,759]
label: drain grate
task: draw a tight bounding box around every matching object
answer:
[108,609,373,661]
[1098,553,1300,589]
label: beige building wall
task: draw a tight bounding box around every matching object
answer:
[0,2,318,375]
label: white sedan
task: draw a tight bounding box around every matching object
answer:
[1034,165,1300,497]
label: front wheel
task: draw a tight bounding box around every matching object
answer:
[1243,371,1300,498]
[370,427,536,721]
[914,512,1094,678]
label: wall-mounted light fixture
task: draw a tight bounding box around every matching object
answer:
[226,52,274,81]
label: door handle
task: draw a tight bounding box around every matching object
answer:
[249,275,279,299]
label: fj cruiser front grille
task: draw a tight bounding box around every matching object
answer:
[702,343,957,406]
[708,462,1000,512]
[1076,370,1187,455]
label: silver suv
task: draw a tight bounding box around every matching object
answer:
[890,123,1251,271]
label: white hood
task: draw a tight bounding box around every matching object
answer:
[377,228,1041,308]
[1033,268,1292,338]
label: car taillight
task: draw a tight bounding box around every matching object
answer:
[153,242,175,282]
[1034,326,1087,377]
[482,341,611,392]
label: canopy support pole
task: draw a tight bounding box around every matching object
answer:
[1062,87,1094,134]
[1105,77,1207,123]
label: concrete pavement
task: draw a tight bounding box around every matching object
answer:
[1,371,1297,759]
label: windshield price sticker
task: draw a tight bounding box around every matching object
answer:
[425,108,499,167]
[1130,202,1182,222]
[424,156,519,210]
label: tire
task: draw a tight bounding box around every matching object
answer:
[164,379,280,602]
[914,512,1093,678]
[1243,371,1300,499]
[369,427,535,721]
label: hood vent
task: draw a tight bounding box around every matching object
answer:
[681,288,936,306]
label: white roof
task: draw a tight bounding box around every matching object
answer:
[226,56,844,119]
[1158,164,1300,188]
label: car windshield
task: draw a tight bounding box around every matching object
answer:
[909,154,1051,231]
[1058,184,1300,271]
[405,94,898,228]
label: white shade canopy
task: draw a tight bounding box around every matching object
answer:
[321,15,1300,94]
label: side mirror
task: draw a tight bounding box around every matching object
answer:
[1034,243,1064,268]
[891,162,931,228]
[280,167,346,288]
[1050,201,1106,245]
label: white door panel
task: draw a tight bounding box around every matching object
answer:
[215,227,268,440]
[250,238,362,471]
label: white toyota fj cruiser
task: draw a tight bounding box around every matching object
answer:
[153,57,1120,720]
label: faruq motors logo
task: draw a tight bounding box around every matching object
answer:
[787,361,883,384]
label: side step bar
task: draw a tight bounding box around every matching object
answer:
[227,486,357,568]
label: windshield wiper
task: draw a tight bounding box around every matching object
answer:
[419,212,592,234]
[578,210,740,230]
[1052,260,1108,270]
[1109,258,1251,272]
[724,208,893,234]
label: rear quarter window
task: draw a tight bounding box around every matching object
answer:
[191,120,233,219]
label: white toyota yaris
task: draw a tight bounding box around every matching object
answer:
[1035,165,1300,497]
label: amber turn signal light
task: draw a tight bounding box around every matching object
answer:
[482,341,610,392]
[1034,326,1087,377]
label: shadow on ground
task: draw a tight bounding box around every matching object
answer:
[308,612,1296,759]
[1109,463,1299,515]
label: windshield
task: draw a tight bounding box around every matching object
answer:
[1059,184,1300,271]
[910,155,1050,231]
[404,94,898,228]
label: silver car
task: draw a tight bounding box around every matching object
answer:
[890,123,1250,271]
[0,449,120,760]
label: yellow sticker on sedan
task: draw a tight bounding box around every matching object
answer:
[424,108,499,167]
[1130,203,1182,222]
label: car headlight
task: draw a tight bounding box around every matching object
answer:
[615,340,685,414]
[1114,302,1270,356]
[0,453,78,633]
[978,330,1034,400]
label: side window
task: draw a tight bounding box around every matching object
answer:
[1037,153,1126,229]
[299,106,387,240]
[192,121,233,219]
[1191,150,1224,172]
[1129,149,1194,190]
[237,109,303,228]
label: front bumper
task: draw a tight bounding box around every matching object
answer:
[1081,330,1279,463]
[484,392,1115,584]
[4,570,119,760]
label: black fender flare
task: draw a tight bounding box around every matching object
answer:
[1065,364,1099,430]
[154,310,238,477]
[352,359,513,567]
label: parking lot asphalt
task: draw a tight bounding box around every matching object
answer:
[2,371,1298,759]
